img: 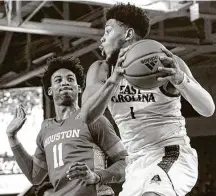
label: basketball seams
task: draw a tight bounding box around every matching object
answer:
[124,71,166,77]
[124,72,166,90]
[122,39,151,68]
[123,51,164,69]
[123,40,167,89]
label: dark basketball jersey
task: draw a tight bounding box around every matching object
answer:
[33,110,119,196]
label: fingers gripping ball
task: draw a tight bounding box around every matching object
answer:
[122,40,168,90]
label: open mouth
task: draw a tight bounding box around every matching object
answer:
[59,87,73,92]
[99,45,106,57]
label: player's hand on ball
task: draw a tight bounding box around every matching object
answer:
[157,48,184,85]
[6,104,26,137]
[66,162,100,185]
[109,46,130,84]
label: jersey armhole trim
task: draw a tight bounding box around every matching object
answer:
[159,86,180,98]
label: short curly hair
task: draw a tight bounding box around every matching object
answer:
[42,56,85,100]
[106,3,150,39]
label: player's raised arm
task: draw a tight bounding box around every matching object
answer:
[158,48,215,117]
[81,50,128,124]
[7,106,48,185]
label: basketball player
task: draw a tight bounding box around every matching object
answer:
[6,57,127,196]
[81,3,215,196]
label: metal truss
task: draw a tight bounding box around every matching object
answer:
[0,1,216,88]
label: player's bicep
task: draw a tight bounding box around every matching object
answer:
[86,61,104,86]
[82,61,106,104]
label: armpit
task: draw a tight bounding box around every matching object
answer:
[160,81,180,97]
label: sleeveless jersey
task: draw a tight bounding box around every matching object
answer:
[35,111,117,196]
[108,78,187,154]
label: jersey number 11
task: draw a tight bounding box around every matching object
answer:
[53,143,64,168]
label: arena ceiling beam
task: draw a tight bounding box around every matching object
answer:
[41,19,92,28]
[0,41,100,88]
[148,35,200,45]
[78,0,192,13]
[181,45,216,61]
[63,2,70,51]
[0,20,103,38]
[149,9,188,25]
[15,0,22,24]
[1,1,216,88]
[21,1,46,18]
[151,26,196,34]
[204,19,213,41]
[1,39,215,89]
[1,1,44,23]
[20,0,48,25]
[0,32,13,66]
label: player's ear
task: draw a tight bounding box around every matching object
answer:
[48,87,53,96]
[125,28,135,42]
[78,85,82,93]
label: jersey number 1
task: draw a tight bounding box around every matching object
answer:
[53,143,64,168]
[130,107,136,119]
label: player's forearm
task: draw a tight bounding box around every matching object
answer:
[174,73,215,117]
[95,159,126,184]
[82,79,118,124]
[9,138,45,185]
[8,135,21,148]
[10,140,34,181]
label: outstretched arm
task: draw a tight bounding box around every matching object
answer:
[10,136,48,185]
[7,106,48,185]
[158,48,215,117]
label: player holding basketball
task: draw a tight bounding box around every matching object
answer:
[82,3,215,196]
[6,57,127,196]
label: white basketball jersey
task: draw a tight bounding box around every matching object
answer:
[108,78,187,153]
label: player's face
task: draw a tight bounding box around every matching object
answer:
[49,68,79,105]
[100,19,126,63]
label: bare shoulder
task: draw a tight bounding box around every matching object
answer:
[82,60,109,103]
[88,60,108,73]
[86,60,109,85]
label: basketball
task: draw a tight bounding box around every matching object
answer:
[122,39,168,90]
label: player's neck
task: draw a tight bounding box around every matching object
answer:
[55,104,80,121]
